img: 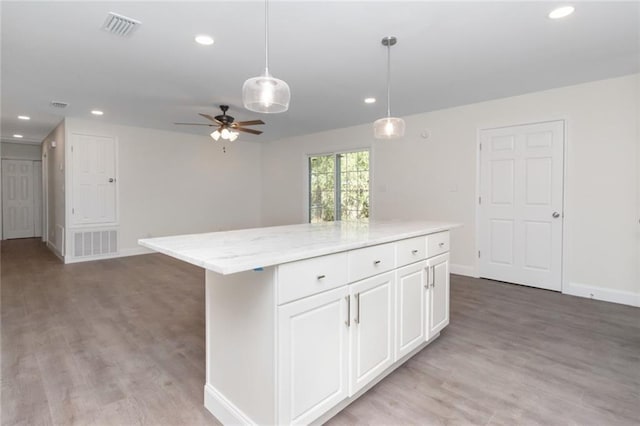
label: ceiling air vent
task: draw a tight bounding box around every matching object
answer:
[101,12,141,37]
[50,101,68,109]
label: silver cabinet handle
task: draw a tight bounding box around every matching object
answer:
[345,295,350,327]
[354,293,360,324]
[317,274,326,280]
[412,249,419,254]
[373,260,381,265]
[430,266,435,287]
[425,267,429,288]
[552,212,560,218]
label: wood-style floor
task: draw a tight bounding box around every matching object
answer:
[2,238,639,425]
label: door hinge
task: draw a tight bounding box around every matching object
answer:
[478,250,481,258]
[479,196,482,204]
[71,145,73,152]
[479,143,482,151]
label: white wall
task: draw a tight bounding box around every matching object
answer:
[261,73,639,306]
[41,121,66,255]
[64,118,263,256]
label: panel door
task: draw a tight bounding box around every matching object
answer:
[395,261,427,360]
[349,271,395,396]
[71,134,117,225]
[479,121,564,291]
[2,160,34,239]
[278,286,349,425]
[33,161,43,238]
[427,253,450,338]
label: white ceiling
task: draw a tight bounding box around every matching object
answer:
[2,1,639,145]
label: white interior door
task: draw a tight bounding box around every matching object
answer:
[479,121,564,291]
[33,161,42,238]
[2,159,35,239]
[71,134,117,225]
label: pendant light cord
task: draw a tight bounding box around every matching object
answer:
[264,0,270,75]
[386,43,391,117]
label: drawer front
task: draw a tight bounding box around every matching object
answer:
[278,252,348,305]
[426,231,450,257]
[348,242,396,282]
[396,236,427,267]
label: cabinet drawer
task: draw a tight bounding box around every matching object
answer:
[426,231,450,257]
[278,252,348,305]
[396,236,427,267]
[348,242,396,282]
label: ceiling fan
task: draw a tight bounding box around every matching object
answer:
[174,105,265,142]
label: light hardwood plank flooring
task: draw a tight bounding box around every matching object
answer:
[2,238,639,425]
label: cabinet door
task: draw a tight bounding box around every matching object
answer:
[396,261,427,360]
[427,253,450,338]
[278,286,349,425]
[349,271,395,396]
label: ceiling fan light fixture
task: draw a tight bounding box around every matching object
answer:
[228,131,239,142]
[242,0,290,114]
[210,130,221,141]
[374,36,405,139]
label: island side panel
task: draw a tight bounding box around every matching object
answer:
[205,268,276,424]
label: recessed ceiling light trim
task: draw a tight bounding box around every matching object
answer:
[364,97,376,104]
[195,34,214,45]
[549,6,575,19]
[13,134,23,138]
[91,110,104,116]
[18,115,30,120]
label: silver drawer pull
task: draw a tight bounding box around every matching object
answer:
[373,260,381,265]
[411,249,419,254]
[317,274,326,280]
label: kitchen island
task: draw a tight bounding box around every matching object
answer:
[139,220,460,425]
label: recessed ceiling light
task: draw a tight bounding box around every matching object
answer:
[91,110,104,116]
[364,97,376,104]
[13,134,23,138]
[549,6,575,19]
[195,34,214,45]
[18,115,30,120]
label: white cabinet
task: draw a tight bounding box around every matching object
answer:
[278,286,350,425]
[349,271,395,395]
[276,233,450,425]
[426,253,450,338]
[395,261,427,360]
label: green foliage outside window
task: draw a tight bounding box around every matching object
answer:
[309,151,369,223]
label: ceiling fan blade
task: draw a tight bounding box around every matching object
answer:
[198,113,223,124]
[234,120,265,126]
[174,122,216,126]
[236,127,263,135]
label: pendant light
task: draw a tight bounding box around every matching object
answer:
[373,36,405,139]
[242,0,290,113]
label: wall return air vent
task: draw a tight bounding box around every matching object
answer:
[101,12,141,37]
[50,101,68,109]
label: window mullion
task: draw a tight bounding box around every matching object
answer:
[335,154,342,221]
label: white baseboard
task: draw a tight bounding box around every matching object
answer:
[204,383,256,425]
[450,263,476,277]
[563,282,640,308]
[46,241,64,262]
[64,246,153,264]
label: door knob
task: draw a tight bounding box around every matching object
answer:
[108,178,114,183]
[552,212,560,218]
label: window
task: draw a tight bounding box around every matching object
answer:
[308,150,370,223]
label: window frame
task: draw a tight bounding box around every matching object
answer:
[306,148,372,223]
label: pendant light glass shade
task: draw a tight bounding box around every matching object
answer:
[243,0,290,113]
[373,117,405,139]
[242,74,290,113]
[374,36,404,139]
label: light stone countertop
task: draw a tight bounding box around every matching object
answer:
[138,220,461,275]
